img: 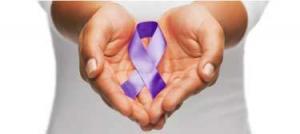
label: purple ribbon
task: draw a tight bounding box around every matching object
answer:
[121,21,166,99]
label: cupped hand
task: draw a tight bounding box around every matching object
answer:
[78,3,150,126]
[147,3,225,129]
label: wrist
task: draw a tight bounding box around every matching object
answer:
[51,1,114,43]
[191,1,247,47]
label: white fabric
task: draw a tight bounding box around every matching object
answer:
[243,1,268,34]
[39,1,267,134]
[116,1,190,21]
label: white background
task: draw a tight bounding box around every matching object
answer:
[0,1,299,134]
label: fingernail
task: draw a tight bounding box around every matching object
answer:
[86,58,97,78]
[203,63,214,78]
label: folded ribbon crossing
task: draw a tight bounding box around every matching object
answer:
[121,21,166,99]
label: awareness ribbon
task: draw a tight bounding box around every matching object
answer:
[121,21,166,99]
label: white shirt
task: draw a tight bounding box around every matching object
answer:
[40,1,267,134]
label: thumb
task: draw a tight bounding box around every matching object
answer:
[84,52,104,79]
[197,25,224,83]
[79,24,109,79]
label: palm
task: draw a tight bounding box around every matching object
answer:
[80,4,154,126]
[148,5,224,125]
[98,21,135,89]
[158,5,208,91]
[79,4,136,94]
[92,5,135,85]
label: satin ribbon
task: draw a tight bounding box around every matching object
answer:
[121,21,166,99]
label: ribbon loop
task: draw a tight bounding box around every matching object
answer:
[121,21,166,98]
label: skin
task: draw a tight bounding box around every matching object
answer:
[52,2,150,126]
[147,2,248,129]
[51,1,247,131]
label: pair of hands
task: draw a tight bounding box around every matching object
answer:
[79,3,224,130]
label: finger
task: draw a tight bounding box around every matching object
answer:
[129,99,150,127]
[164,102,182,119]
[137,87,153,111]
[208,68,220,87]
[92,74,132,117]
[149,78,177,124]
[79,56,89,81]
[149,87,170,124]
[99,93,113,109]
[140,124,153,132]
[162,70,206,112]
[197,22,224,83]
[140,123,154,132]
[79,33,105,79]
[141,115,165,132]
[153,116,166,130]
[79,15,112,79]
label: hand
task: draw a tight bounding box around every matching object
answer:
[147,3,225,129]
[78,3,150,126]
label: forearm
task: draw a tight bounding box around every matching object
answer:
[51,1,247,47]
[194,1,248,48]
[51,1,108,43]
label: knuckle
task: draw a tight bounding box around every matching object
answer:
[149,109,161,123]
[209,19,224,38]
[79,25,95,55]
[79,25,89,47]
[215,24,225,38]
[163,97,176,112]
[155,92,165,101]
[79,60,88,81]
[215,51,224,65]
[119,106,132,117]
[154,126,164,130]
[149,107,159,117]
[192,88,202,95]
[118,97,132,117]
